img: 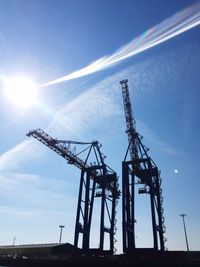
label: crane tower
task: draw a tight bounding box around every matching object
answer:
[27,129,120,254]
[120,80,166,252]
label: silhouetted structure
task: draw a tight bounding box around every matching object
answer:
[59,225,65,243]
[120,79,166,253]
[27,129,120,254]
[0,243,78,257]
[180,214,190,252]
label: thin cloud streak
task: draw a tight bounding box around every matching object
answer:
[0,139,46,172]
[43,2,200,86]
[137,120,182,157]
[0,140,32,171]
[0,171,77,211]
[0,205,72,219]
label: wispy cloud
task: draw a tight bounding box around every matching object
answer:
[0,139,46,172]
[43,1,200,86]
[137,120,182,157]
[0,171,76,211]
[47,72,124,138]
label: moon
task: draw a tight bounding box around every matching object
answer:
[3,75,38,109]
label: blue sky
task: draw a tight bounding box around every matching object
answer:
[0,0,200,253]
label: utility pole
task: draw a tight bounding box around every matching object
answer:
[59,225,65,243]
[180,214,189,252]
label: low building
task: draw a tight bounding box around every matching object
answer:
[0,242,79,257]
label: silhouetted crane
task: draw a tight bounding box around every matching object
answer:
[120,79,166,252]
[27,129,120,254]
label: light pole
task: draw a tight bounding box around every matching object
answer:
[13,236,16,246]
[59,225,65,243]
[180,214,189,252]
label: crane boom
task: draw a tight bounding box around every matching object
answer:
[54,140,97,145]
[27,129,90,170]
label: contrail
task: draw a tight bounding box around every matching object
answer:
[43,1,200,86]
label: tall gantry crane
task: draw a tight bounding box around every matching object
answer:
[27,129,120,254]
[120,80,166,253]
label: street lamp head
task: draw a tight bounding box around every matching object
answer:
[59,225,65,228]
[180,214,186,217]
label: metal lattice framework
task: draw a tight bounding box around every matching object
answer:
[120,80,166,253]
[27,129,120,254]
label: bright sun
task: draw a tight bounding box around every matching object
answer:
[3,75,38,109]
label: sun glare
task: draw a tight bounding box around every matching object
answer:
[3,75,38,109]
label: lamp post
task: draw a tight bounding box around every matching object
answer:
[180,214,189,252]
[59,225,65,243]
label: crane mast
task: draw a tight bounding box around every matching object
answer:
[27,129,120,254]
[120,79,137,159]
[120,80,166,253]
